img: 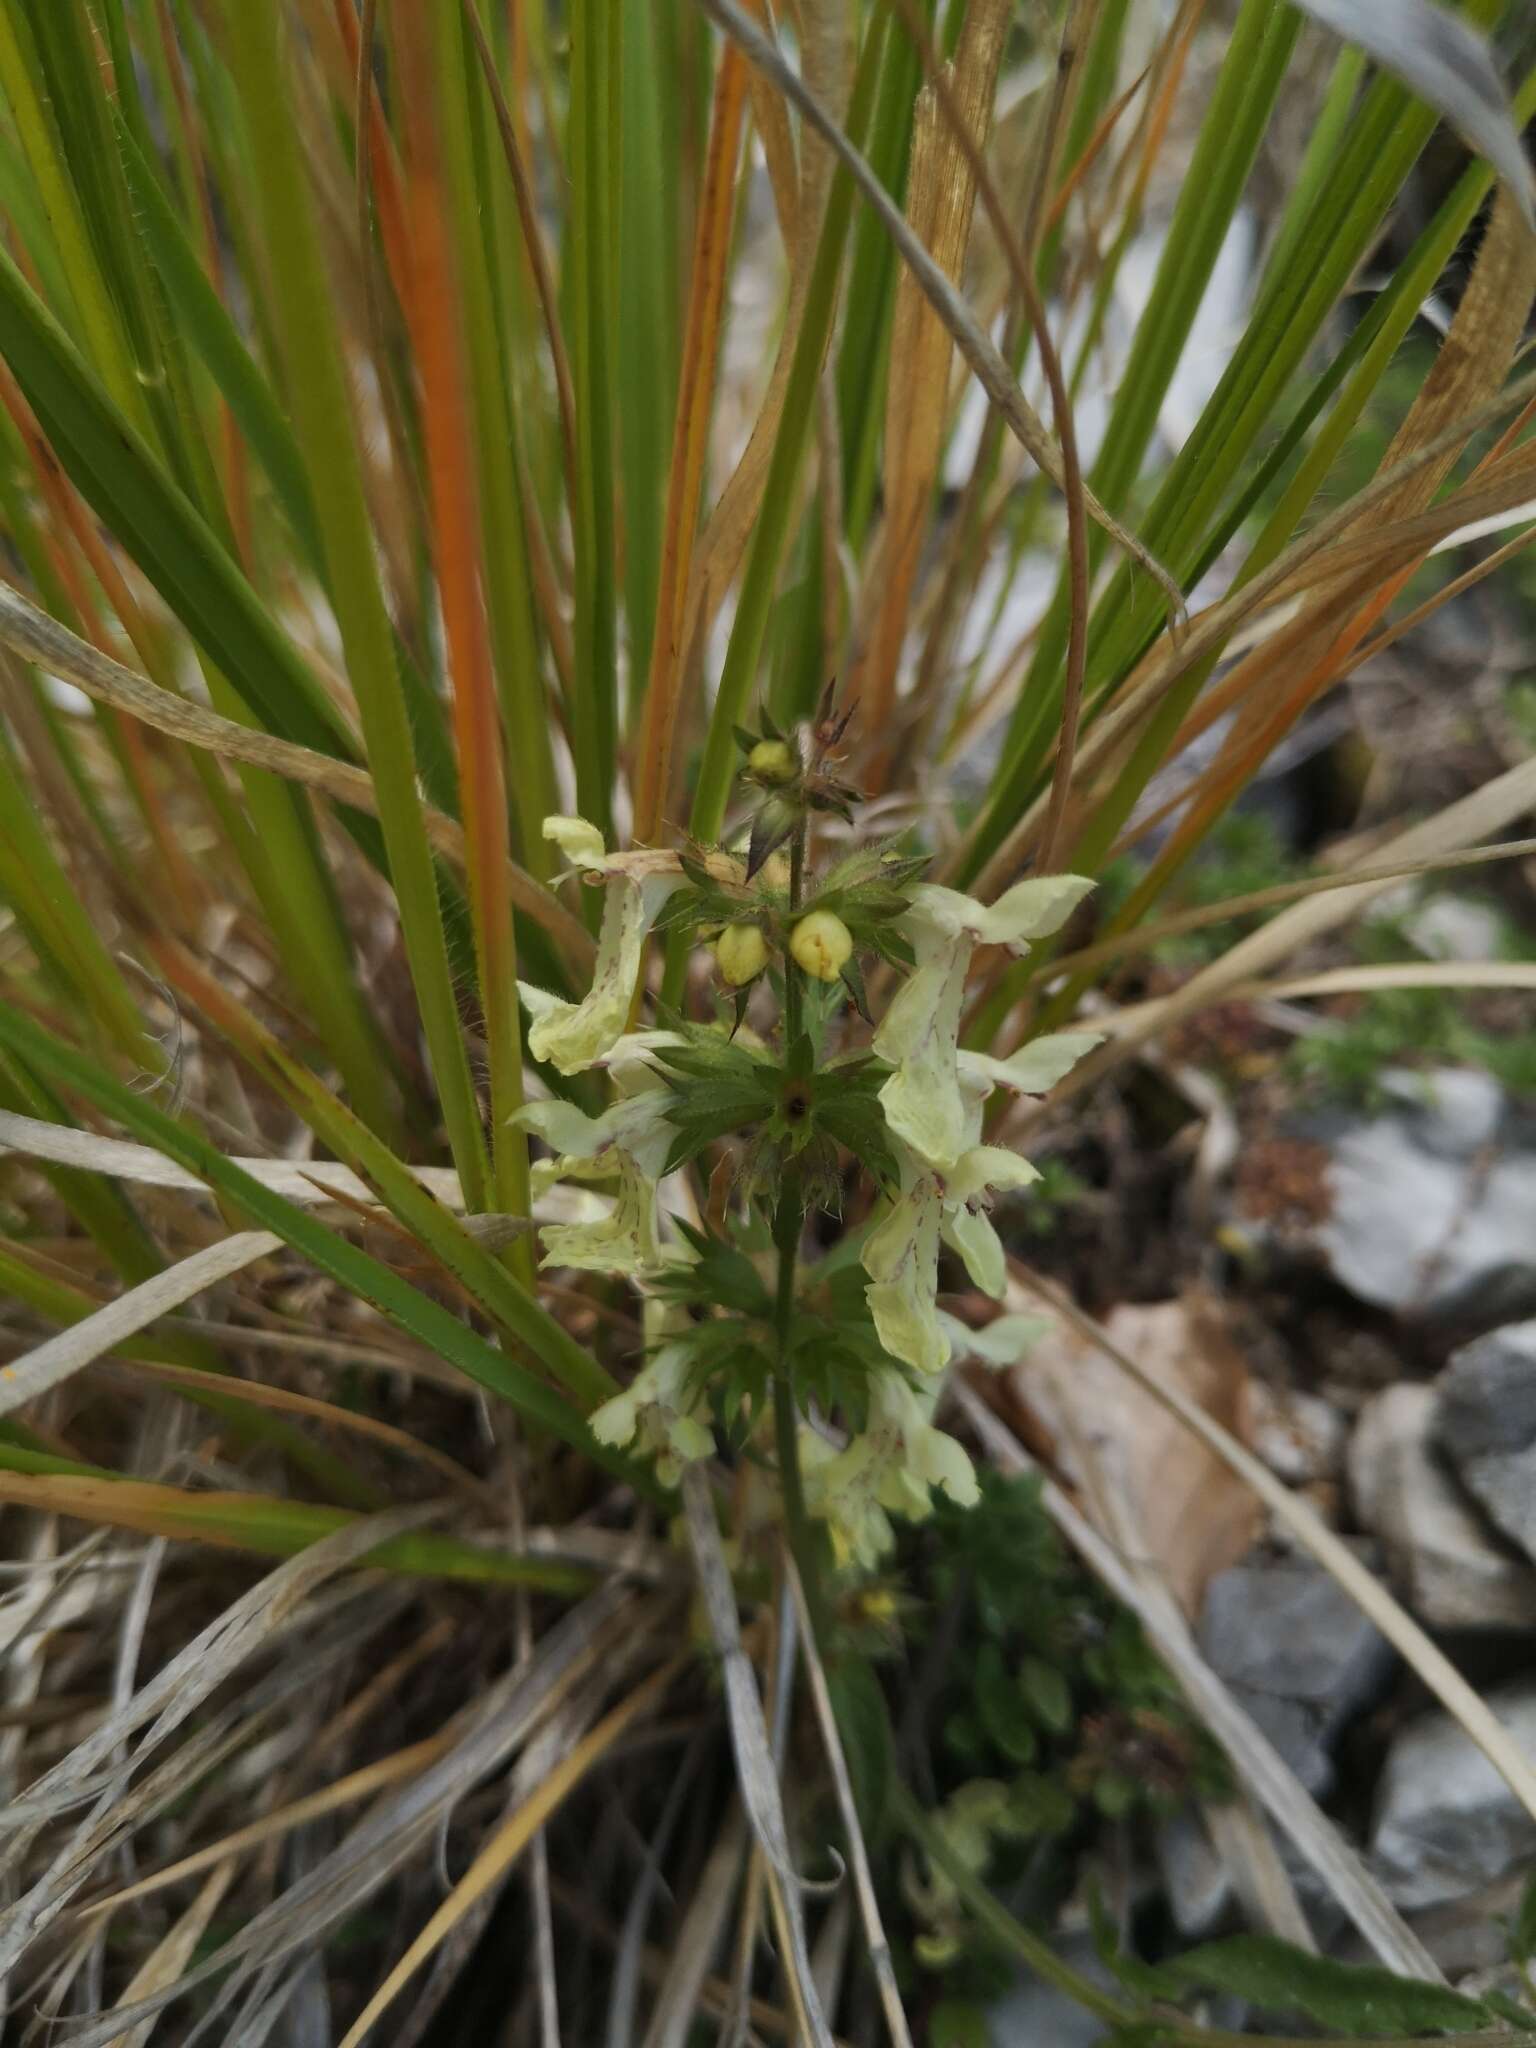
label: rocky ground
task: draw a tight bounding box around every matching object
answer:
[970,594,1536,2030]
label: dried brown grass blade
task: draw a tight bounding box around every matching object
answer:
[80,1734,456,1922]
[672,0,852,770]
[632,44,750,844]
[0,1511,437,1969]
[859,0,1011,738]
[336,1658,682,2048]
[108,1359,492,1501]
[784,1554,914,2048]
[681,1467,836,2048]
[1045,836,1536,981]
[55,1587,636,2046]
[1053,746,1536,1090]
[0,1107,461,1207]
[637,1807,749,2048]
[691,0,1184,620]
[100,1860,236,2048]
[0,1231,281,1420]
[962,361,1536,896]
[1128,191,1536,890]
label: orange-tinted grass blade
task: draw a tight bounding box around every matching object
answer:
[632,41,749,847]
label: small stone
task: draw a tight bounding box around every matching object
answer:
[1436,1321,1536,1566]
[1316,1070,1536,1322]
[1349,1384,1536,1631]
[1199,1552,1394,1796]
[1156,1811,1233,1940]
[1371,1681,1536,1911]
[1248,1381,1347,1485]
[1401,894,1506,965]
[988,1935,1120,2047]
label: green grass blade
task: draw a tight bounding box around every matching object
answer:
[219,0,492,1213]
[0,732,149,1062]
[0,1002,656,1498]
[0,1444,592,1590]
[684,7,888,865]
[166,952,619,1412]
[112,111,325,576]
[443,2,558,875]
[619,0,680,719]
[568,0,620,837]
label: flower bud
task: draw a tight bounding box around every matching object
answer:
[747,737,797,785]
[714,922,770,986]
[790,910,853,982]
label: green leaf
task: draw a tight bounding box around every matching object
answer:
[976,1643,1038,1766]
[1020,1655,1074,1735]
[1093,1773,1138,1820]
[663,1225,774,1318]
[929,2002,990,2048]
[1163,1935,1521,2036]
[1510,1866,1536,1968]
[827,1652,895,1847]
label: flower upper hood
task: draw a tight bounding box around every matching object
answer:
[874,877,1094,1170]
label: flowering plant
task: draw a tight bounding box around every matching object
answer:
[517,712,1099,1582]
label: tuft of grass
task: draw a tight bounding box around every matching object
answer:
[1,0,1535,2037]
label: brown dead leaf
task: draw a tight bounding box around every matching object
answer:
[1004,1293,1260,1614]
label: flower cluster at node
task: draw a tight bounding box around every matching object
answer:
[515,784,1100,1566]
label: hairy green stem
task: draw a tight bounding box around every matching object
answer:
[772,810,825,1642]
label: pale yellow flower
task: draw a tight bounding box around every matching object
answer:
[589,1335,712,1485]
[801,1372,978,1570]
[518,817,688,1076]
[874,878,1094,1170]
[862,1133,1040,1374]
[513,1082,675,1277]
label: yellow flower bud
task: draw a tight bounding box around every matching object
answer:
[790,909,853,982]
[747,737,797,784]
[714,922,770,986]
